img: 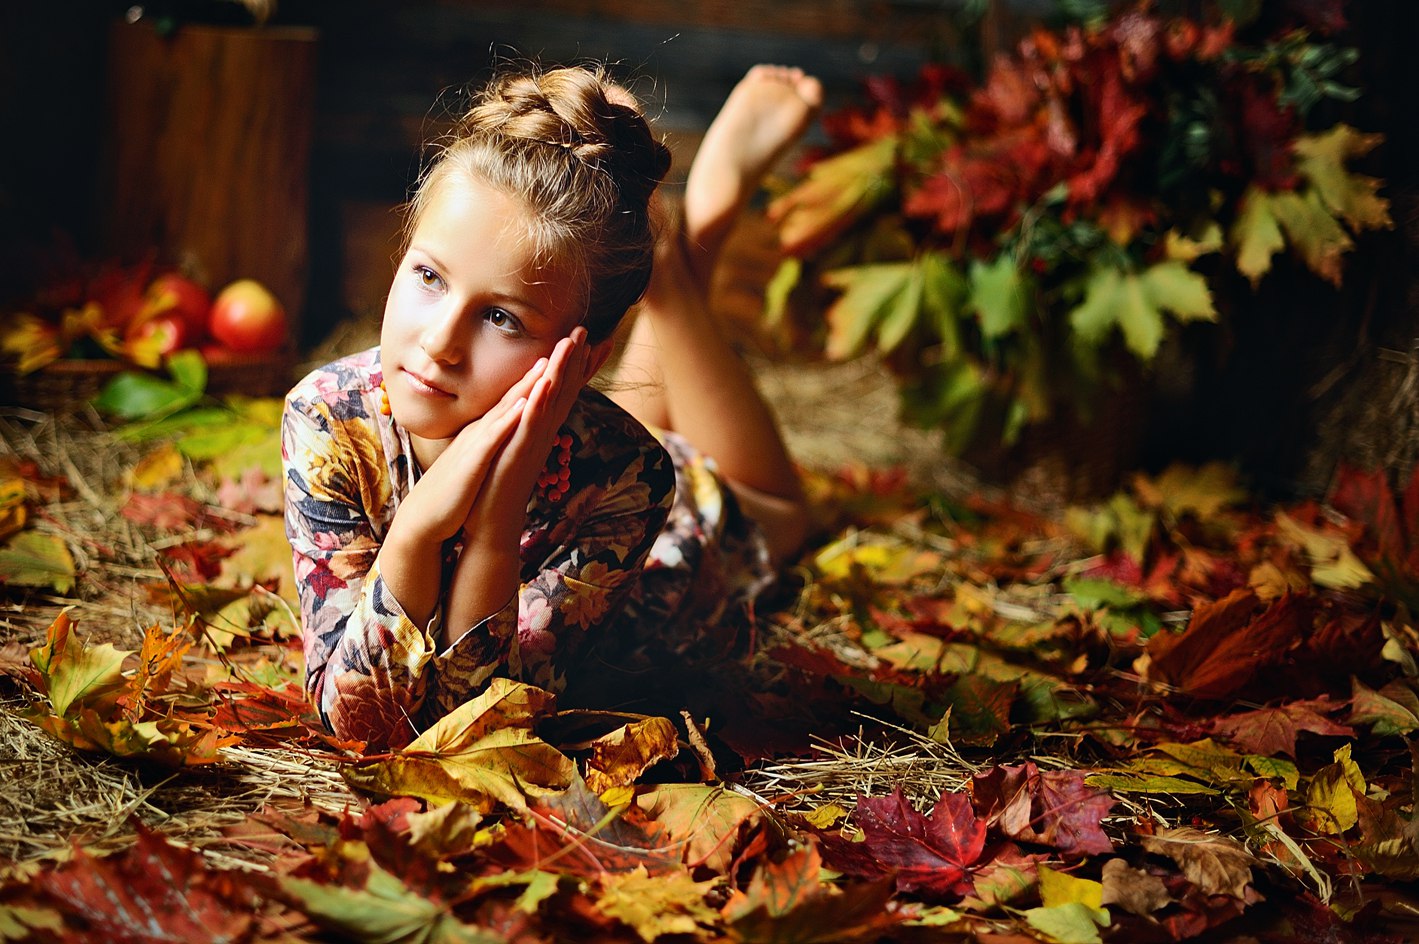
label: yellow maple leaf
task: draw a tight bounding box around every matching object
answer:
[769,135,898,258]
[342,678,575,812]
[596,866,719,942]
[1293,125,1392,233]
[29,611,130,718]
[583,716,679,794]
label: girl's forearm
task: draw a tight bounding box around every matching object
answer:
[374,518,447,628]
[443,532,522,647]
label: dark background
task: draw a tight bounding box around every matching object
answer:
[1,0,1414,496]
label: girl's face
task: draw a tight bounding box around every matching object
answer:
[380,176,586,443]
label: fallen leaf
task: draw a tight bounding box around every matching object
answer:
[1100,857,1172,915]
[1139,827,1254,898]
[1349,677,1419,737]
[30,611,129,718]
[1211,697,1354,757]
[281,847,499,944]
[36,824,258,942]
[0,530,76,593]
[493,777,685,878]
[1147,590,1314,700]
[724,841,903,943]
[827,787,989,898]
[972,763,1114,856]
[595,865,719,942]
[583,715,679,793]
[1022,865,1111,944]
[636,783,763,873]
[342,678,575,812]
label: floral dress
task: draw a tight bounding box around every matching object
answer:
[282,348,770,749]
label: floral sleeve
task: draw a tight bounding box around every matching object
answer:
[283,359,674,751]
[282,386,433,748]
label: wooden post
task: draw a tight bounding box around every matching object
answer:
[98,20,317,330]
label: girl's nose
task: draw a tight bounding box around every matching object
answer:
[419,305,466,365]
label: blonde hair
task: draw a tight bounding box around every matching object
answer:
[406,64,672,342]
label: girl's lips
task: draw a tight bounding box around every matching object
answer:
[401,368,454,397]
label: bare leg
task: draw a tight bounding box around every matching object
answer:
[610,65,822,563]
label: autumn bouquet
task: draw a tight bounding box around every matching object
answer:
[767,0,1390,454]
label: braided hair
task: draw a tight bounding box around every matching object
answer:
[406,65,672,342]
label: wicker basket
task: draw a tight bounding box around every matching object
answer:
[0,349,298,413]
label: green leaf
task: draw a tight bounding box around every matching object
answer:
[92,371,202,421]
[823,261,919,357]
[967,254,1029,339]
[1069,259,1215,359]
[1064,576,1148,610]
[1269,188,1354,286]
[30,612,131,718]
[763,257,802,332]
[283,856,501,944]
[899,360,989,454]
[165,349,208,394]
[1023,901,1110,944]
[1231,185,1287,285]
[1084,773,1220,796]
[920,251,967,355]
[0,530,77,593]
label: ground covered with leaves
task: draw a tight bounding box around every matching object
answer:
[1,391,1417,943]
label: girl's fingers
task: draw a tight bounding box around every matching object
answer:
[496,356,548,413]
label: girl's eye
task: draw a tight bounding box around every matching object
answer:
[486,308,520,333]
[415,266,442,288]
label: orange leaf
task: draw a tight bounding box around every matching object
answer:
[583,715,679,794]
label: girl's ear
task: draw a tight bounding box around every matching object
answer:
[588,336,616,378]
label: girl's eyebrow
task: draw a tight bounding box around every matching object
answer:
[410,243,550,320]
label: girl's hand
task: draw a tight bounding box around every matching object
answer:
[442,328,598,640]
[462,327,598,546]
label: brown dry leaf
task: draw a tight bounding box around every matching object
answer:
[636,783,764,873]
[1139,827,1254,898]
[342,678,575,812]
[594,865,719,942]
[403,802,487,859]
[1147,590,1313,700]
[1100,858,1172,915]
[583,716,679,794]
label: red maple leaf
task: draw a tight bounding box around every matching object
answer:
[971,763,1115,857]
[1211,697,1354,757]
[819,788,989,898]
[35,823,259,942]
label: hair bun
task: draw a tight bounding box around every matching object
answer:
[462,66,671,212]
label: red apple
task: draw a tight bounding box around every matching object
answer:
[143,272,212,337]
[125,313,192,368]
[210,279,287,353]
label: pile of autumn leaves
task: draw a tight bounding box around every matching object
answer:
[2,456,1419,942]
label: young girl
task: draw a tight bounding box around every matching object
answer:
[283,63,822,750]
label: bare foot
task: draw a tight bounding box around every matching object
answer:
[682,65,823,283]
